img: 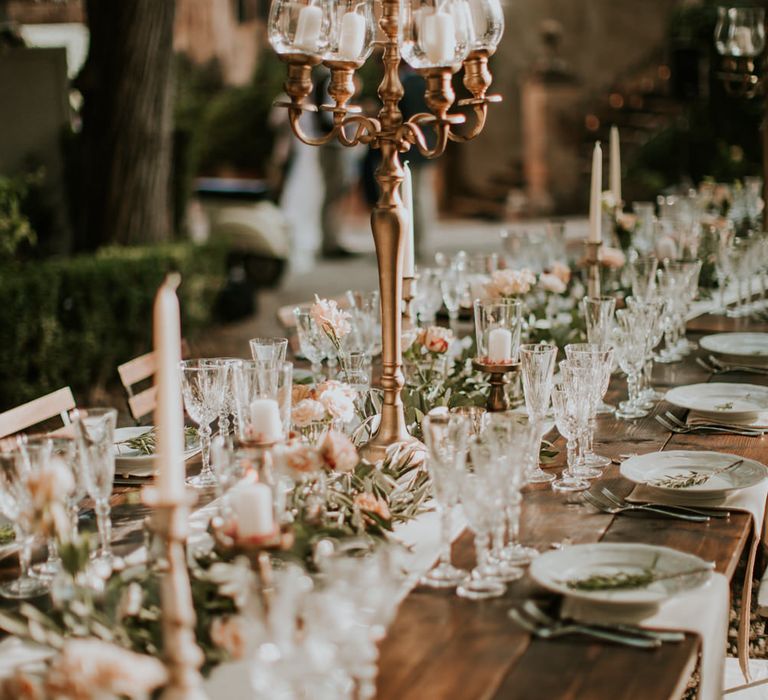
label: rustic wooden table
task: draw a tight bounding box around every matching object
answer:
[376,312,768,700]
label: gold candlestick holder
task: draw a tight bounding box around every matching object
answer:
[272,0,502,463]
[142,486,207,700]
[584,240,602,299]
[402,275,417,330]
[472,358,520,412]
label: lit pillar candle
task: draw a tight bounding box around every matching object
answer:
[609,126,621,208]
[294,3,323,52]
[153,273,185,500]
[230,481,275,538]
[588,141,602,243]
[401,163,415,277]
[488,327,512,363]
[734,26,754,55]
[337,11,366,61]
[249,398,284,443]
[423,10,456,65]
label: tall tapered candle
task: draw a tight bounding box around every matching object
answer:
[609,126,621,208]
[402,163,415,277]
[153,273,185,500]
[588,141,602,244]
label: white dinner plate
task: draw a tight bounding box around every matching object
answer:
[114,426,200,477]
[700,332,768,366]
[529,542,712,607]
[665,382,768,420]
[620,449,767,499]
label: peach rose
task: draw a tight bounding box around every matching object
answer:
[210,616,247,660]
[548,261,571,286]
[0,671,41,700]
[354,492,391,524]
[421,326,453,354]
[538,272,567,295]
[310,296,351,343]
[291,383,313,404]
[319,430,359,472]
[281,440,324,474]
[292,399,327,427]
[487,269,536,298]
[601,246,626,269]
[317,384,356,423]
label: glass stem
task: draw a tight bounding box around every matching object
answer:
[218,413,230,437]
[18,535,32,579]
[627,372,640,407]
[438,503,453,567]
[506,494,521,547]
[565,438,577,475]
[584,418,596,457]
[95,500,111,559]
[475,531,491,571]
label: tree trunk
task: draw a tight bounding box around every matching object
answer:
[76,0,176,247]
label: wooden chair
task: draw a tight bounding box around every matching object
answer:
[118,339,190,424]
[0,387,76,440]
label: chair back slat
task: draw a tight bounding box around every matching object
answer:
[128,387,157,424]
[0,387,76,439]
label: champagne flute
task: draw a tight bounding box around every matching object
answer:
[520,343,557,483]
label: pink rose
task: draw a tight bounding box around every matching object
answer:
[548,261,571,286]
[354,492,391,524]
[538,272,567,295]
[280,440,324,474]
[319,430,359,472]
[317,383,356,423]
[292,398,327,427]
[291,383,313,404]
[421,326,453,354]
[310,296,351,343]
[601,246,626,269]
[487,269,536,298]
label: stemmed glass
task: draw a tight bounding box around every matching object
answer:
[414,268,444,324]
[203,358,240,437]
[656,267,687,363]
[456,452,506,600]
[550,383,591,493]
[72,408,118,572]
[520,343,557,483]
[628,255,658,301]
[564,344,614,469]
[249,337,288,366]
[625,296,666,405]
[180,360,225,489]
[420,413,470,588]
[0,446,50,598]
[664,260,701,354]
[580,296,616,414]
[440,264,467,329]
[294,308,327,379]
[612,309,650,419]
[558,360,600,479]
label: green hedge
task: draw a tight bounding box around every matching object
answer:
[0,242,228,410]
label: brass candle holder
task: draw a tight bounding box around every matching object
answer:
[584,240,602,299]
[142,486,207,700]
[273,1,501,463]
[472,358,520,412]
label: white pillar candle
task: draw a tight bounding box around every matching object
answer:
[337,11,366,61]
[153,274,185,500]
[423,10,456,65]
[294,4,323,52]
[230,481,274,538]
[249,398,284,442]
[401,163,415,277]
[734,26,754,55]
[588,141,602,243]
[488,327,512,363]
[609,126,621,208]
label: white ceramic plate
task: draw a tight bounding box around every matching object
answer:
[700,332,768,366]
[114,426,200,477]
[620,449,767,498]
[529,542,712,607]
[665,382,768,420]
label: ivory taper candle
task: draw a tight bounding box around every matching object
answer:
[401,163,415,277]
[609,126,621,208]
[588,141,602,244]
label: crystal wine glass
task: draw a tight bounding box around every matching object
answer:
[420,413,470,588]
[550,383,590,493]
[180,360,225,489]
[249,337,289,367]
[580,296,616,414]
[294,308,327,379]
[520,343,557,483]
[72,407,118,572]
[612,309,650,419]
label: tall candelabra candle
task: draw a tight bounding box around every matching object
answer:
[268,0,504,459]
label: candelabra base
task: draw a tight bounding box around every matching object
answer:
[472,358,520,412]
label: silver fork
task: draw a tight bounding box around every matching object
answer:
[582,491,710,522]
[705,355,768,376]
[521,600,685,643]
[599,486,730,519]
[663,410,765,436]
[654,414,763,437]
[507,607,661,649]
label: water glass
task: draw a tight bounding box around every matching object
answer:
[72,408,118,570]
[628,255,658,301]
[294,308,327,378]
[420,413,470,588]
[232,360,283,444]
[249,337,288,367]
[520,343,557,483]
[612,309,650,419]
[580,296,616,346]
[550,383,590,492]
[339,351,370,393]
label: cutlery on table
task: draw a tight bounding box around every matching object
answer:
[698,355,768,376]
[508,606,661,649]
[654,414,763,437]
[521,600,685,644]
[598,486,730,518]
[663,411,765,434]
[582,491,710,522]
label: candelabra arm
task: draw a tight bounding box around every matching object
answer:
[401,117,454,159]
[286,110,341,147]
[339,114,382,146]
[448,103,488,142]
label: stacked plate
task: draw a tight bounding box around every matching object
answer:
[620,449,767,502]
[114,426,200,479]
[665,382,768,424]
[700,332,768,367]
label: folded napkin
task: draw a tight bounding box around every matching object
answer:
[563,573,729,700]
[629,479,768,682]
[687,411,768,430]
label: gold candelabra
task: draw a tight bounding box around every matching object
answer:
[584,240,602,299]
[273,0,502,461]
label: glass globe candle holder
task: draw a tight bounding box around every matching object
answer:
[325,0,376,65]
[401,0,472,70]
[269,0,332,57]
[459,0,504,101]
[715,7,765,58]
[473,298,523,365]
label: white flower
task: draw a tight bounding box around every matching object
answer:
[538,272,567,295]
[44,639,168,699]
[292,398,327,427]
[205,557,254,609]
[280,439,324,474]
[317,381,357,423]
[319,430,359,472]
[310,296,351,344]
[601,246,626,269]
[486,269,536,298]
[548,261,571,286]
